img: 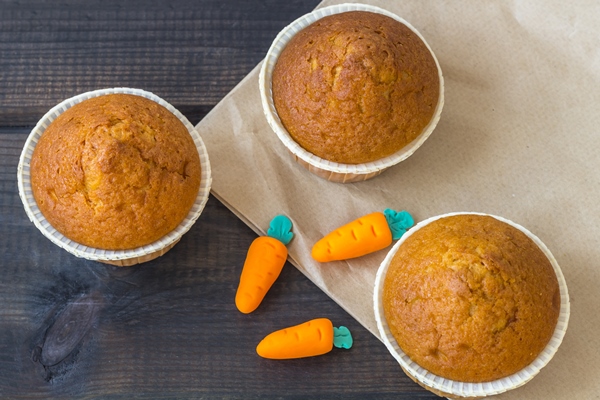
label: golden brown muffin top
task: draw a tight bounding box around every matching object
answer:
[383,214,560,382]
[272,11,440,164]
[30,94,201,250]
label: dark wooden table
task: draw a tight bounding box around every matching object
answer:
[0,1,438,398]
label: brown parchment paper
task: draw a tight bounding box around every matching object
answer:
[197,0,600,398]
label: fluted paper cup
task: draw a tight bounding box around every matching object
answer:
[259,3,444,183]
[373,212,570,398]
[17,88,212,266]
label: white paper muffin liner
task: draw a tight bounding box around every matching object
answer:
[259,3,445,183]
[17,87,212,266]
[373,212,570,398]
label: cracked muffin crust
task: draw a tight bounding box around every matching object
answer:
[30,94,201,250]
[382,214,560,382]
[272,11,439,164]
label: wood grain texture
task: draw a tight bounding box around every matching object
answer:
[0,1,439,398]
[0,0,323,125]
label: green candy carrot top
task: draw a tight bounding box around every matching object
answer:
[235,215,294,314]
[333,326,353,349]
[266,215,294,245]
[384,208,414,240]
[311,209,414,262]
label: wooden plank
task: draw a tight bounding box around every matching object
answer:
[0,0,321,125]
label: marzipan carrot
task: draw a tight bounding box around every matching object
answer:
[235,215,294,314]
[312,209,414,262]
[256,318,353,359]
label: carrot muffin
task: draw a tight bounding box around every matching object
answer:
[382,214,560,382]
[272,11,440,164]
[30,94,201,250]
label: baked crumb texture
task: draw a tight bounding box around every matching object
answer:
[30,94,201,250]
[272,11,440,164]
[383,215,560,382]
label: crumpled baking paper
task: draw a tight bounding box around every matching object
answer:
[197,1,600,397]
